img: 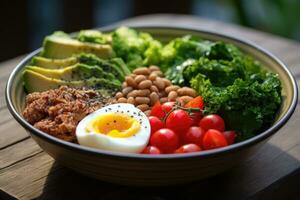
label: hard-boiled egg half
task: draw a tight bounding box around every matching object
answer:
[76,103,151,153]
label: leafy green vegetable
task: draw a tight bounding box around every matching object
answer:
[162,34,281,139]
[164,37,241,84]
[165,59,196,86]
[184,57,246,87]
[112,27,162,70]
[191,73,281,140]
[188,59,281,139]
[161,35,212,71]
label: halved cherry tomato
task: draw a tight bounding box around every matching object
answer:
[150,128,179,153]
[182,126,205,146]
[161,102,176,114]
[199,114,225,132]
[142,146,161,154]
[202,129,228,150]
[175,144,201,153]
[148,116,164,135]
[150,101,165,119]
[185,96,204,126]
[166,110,192,135]
[185,96,204,109]
[223,131,236,145]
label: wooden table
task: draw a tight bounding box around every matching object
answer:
[1,14,300,200]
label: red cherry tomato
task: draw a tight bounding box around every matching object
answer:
[161,102,176,114]
[148,116,164,135]
[166,110,192,135]
[202,129,228,150]
[175,144,201,153]
[150,128,179,153]
[182,126,206,146]
[199,114,225,132]
[185,96,204,126]
[142,146,161,154]
[223,131,236,145]
[150,101,165,119]
[189,112,202,126]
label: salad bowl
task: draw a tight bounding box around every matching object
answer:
[6,26,298,186]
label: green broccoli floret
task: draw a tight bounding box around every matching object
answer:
[77,30,111,44]
[112,27,162,70]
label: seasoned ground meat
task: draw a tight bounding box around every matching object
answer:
[23,86,111,142]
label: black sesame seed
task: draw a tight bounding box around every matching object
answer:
[118,105,121,108]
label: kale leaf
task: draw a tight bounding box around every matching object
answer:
[190,68,281,140]
[163,34,282,140]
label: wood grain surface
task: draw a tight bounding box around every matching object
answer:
[0,14,300,200]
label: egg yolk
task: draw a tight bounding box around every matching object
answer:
[86,113,141,138]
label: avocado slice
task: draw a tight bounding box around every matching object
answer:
[23,70,120,93]
[77,53,126,81]
[26,64,120,85]
[41,34,114,59]
[31,56,78,69]
[111,58,131,76]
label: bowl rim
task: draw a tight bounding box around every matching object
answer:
[5,25,298,160]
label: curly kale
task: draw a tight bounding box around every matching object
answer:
[189,63,281,140]
[163,34,282,140]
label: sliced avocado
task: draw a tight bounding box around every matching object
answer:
[111,58,131,75]
[41,33,114,59]
[26,64,120,85]
[31,56,78,69]
[77,53,126,81]
[23,70,120,93]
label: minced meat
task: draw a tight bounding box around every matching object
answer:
[22,86,111,142]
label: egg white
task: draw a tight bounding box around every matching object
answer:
[76,103,151,153]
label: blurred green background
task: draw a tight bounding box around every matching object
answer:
[0,0,299,61]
